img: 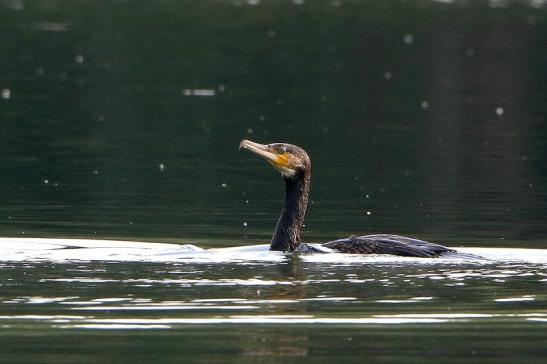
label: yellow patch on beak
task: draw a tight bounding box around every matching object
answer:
[270,152,289,169]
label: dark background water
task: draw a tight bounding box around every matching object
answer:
[1,0,546,248]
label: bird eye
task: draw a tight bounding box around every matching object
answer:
[278,146,287,154]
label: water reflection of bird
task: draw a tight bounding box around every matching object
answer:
[240,140,457,258]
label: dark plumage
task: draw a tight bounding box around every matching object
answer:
[239,140,457,257]
[323,234,455,257]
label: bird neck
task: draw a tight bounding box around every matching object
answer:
[270,170,310,251]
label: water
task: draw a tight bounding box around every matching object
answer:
[1,0,547,362]
[1,240,547,363]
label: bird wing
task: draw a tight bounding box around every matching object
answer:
[322,234,455,257]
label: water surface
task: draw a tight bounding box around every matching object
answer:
[1,239,547,363]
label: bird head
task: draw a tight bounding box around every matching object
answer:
[239,139,311,178]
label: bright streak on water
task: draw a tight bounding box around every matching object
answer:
[1,238,547,265]
[182,88,216,96]
[2,313,547,329]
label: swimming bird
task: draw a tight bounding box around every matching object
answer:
[239,139,457,257]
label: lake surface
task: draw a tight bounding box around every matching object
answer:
[1,0,546,362]
[1,239,547,363]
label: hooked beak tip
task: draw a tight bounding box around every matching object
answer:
[240,139,263,151]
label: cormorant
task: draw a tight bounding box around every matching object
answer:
[239,139,457,257]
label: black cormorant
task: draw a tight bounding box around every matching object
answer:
[239,139,457,257]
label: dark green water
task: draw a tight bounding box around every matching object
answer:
[1,0,547,362]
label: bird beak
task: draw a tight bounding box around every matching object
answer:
[239,139,289,170]
[239,139,276,161]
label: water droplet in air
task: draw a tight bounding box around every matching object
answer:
[159,163,165,172]
[495,107,504,116]
[384,72,392,80]
[243,221,248,227]
[266,29,276,38]
[366,211,372,215]
[421,101,429,109]
[246,128,253,134]
[7,0,24,10]
[403,34,414,45]
[75,54,84,64]
[221,183,227,188]
[2,89,11,99]
[43,179,49,184]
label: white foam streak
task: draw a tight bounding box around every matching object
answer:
[71,305,259,311]
[495,295,535,302]
[3,313,547,328]
[1,238,547,265]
